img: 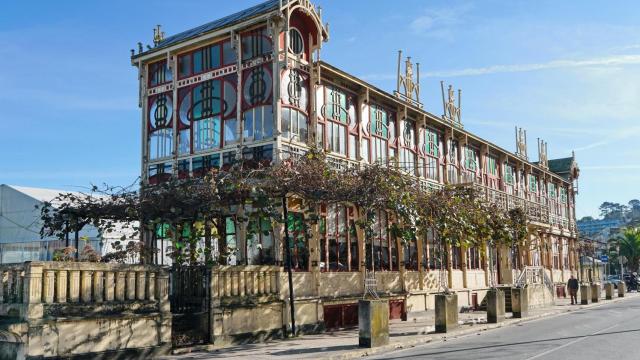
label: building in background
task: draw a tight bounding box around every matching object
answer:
[0,185,102,263]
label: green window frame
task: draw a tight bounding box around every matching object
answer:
[423,128,439,156]
[504,165,515,185]
[369,105,389,139]
[464,147,477,171]
[528,175,538,192]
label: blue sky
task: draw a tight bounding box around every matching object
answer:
[1,0,638,218]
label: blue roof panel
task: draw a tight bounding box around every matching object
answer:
[139,0,283,57]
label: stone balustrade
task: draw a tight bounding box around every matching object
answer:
[0,261,169,319]
[210,265,280,298]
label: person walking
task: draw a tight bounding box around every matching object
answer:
[567,275,579,305]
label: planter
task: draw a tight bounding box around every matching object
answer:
[511,287,529,318]
[358,299,389,348]
[618,281,626,297]
[590,283,601,303]
[435,293,458,333]
[486,289,505,323]
[580,284,591,305]
[605,283,614,300]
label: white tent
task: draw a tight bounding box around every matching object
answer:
[0,184,102,263]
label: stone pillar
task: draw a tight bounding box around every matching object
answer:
[156,270,172,344]
[105,272,115,301]
[93,271,104,303]
[69,270,80,303]
[605,283,614,300]
[23,262,43,320]
[56,270,67,303]
[80,270,92,303]
[580,284,590,305]
[126,271,136,300]
[591,283,600,303]
[435,293,458,333]
[511,287,529,318]
[618,282,626,297]
[147,272,156,300]
[136,271,147,300]
[115,271,126,301]
[486,288,505,323]
[358,299,389,348]
[42,270,55,304]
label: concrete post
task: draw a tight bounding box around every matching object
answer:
[486,288,505,323]
[435,293,458,333]
[358,299,389,348]
[590,283,600,303]
[580,284,590,305]
[618,281,626,297]
[605,283,614,300]
[511,287,529,318]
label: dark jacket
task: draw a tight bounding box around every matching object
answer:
[567,278,579,290]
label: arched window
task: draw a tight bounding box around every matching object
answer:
[289,27,304,55]
[243,65,273,141]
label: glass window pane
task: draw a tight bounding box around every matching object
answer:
[224,118,237,144]
[193,50,203,73]
[223,41,237,65]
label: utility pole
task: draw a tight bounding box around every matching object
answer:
[282,196,296,336]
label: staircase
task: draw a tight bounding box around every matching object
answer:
[478,285,512,311]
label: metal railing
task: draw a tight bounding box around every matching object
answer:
[515,266,554,294]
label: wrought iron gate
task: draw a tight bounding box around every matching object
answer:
[170,266,210,347]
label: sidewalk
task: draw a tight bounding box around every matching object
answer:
[163,291,639,360]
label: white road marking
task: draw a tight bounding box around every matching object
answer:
[523,322,619,360]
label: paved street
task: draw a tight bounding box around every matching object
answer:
[369,295,640,360]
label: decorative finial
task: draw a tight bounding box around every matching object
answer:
[515,126,528,160]
[440,81,462,127]
[395,50,422,108]
[137,42,143,54]
[153,25,165,46]
[130,49,135,57]
[538,138,548,169]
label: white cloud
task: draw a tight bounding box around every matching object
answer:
[424,54,640,77]
[409,4,472,39]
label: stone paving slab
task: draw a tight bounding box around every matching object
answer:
[163,291,639,360]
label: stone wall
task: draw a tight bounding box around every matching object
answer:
[0,261,171,359]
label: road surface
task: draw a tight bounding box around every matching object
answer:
[369,296,640,360]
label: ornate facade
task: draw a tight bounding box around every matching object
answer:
[132,0,580,338]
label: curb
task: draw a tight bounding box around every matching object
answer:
[323,293,638,360]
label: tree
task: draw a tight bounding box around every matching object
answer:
[579,216,594,222]
[599,202,628,220]
[610,227,640,273]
